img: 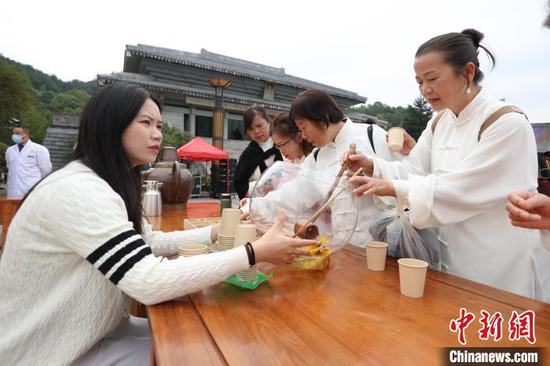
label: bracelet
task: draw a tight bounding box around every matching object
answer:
[244,242,256,267]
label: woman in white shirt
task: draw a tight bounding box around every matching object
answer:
[250,89,399,247]
[0,83,315,366]
[348,29,542,299]
[271,111,314,164]
[234,106,283,199]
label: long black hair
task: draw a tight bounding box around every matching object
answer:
[415,28,496,84]
[71,82,161,234]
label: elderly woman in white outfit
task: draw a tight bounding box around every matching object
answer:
[348,29,543,300]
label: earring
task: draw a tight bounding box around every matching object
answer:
[466,86,472,95]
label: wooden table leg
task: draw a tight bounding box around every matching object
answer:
[150,340,157,366]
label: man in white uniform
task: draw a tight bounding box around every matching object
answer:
[5,120,52,198]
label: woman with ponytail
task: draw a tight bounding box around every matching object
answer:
[347,29,542,299]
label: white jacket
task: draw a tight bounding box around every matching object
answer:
[371,89,545,299]
[5,140,52,197]
[250,119,401,247]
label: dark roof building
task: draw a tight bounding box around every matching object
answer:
[42,114,79,170]
[97,45,368,158]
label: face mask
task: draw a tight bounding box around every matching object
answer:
[12,134,23,144]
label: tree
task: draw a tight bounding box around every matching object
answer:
[0,142,7,176]
[21,106,52,143]
[402,97,433,140]
[350,96,432,140]
[161,122,192,149]
[49,89,90,114]
[0,58,39,145]
[351,101,407,128]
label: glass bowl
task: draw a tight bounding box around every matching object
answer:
[250,161,358,252]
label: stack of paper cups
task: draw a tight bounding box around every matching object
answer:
[217,208,240,251]
[217,234,236,251]
[234,223,258,282]
[178,243,209,257]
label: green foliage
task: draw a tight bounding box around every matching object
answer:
[0,54,98,95]
[49,89,90,114]
[0,54,95,146]
[351,96,433,140]
[0,58,40,145]
[202,173,211,191]
[21,106,52,143]
[161,122,192,149]
[352,101,407,127]
[402,97,433,140]
[0,142,7,174]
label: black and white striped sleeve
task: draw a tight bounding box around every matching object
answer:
[52,175,249,305]
[86,229,153,285]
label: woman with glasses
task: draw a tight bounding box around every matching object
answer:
[271,112,314,164]
[249,89,400,247]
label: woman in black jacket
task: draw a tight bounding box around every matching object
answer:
[234,106,283,199]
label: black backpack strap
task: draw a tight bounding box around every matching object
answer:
[367,124,376,154]
[313,148,320,161]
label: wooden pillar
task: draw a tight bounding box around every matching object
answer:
[208,78,231,151]
[212,109,224,151]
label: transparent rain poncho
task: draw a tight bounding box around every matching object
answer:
[249,161,358,252]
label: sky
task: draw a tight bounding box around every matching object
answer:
[2,0,549,121]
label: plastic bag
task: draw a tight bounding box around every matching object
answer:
[369,206,442,270]
[249,161,358,252]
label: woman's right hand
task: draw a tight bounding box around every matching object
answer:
[384,131,416,156]
[251,212,317,264]
[347,153,374,176]
[399,132,417,156]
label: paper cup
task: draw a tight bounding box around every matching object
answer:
[234,224,257,247]
[217,234,235,251]
[398,258,429,298]
[220,208,241,236]
[366,241,388,271]
[387,127,405,152]
[178,243,209,257]
[237,265,258,282]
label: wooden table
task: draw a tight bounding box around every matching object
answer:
[147,202,550,365]
[0,195,22,253]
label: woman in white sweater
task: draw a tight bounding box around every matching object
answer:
[0,83,315,366]
[348,29,542,299]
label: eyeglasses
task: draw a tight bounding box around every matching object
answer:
[273,136,294,149]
